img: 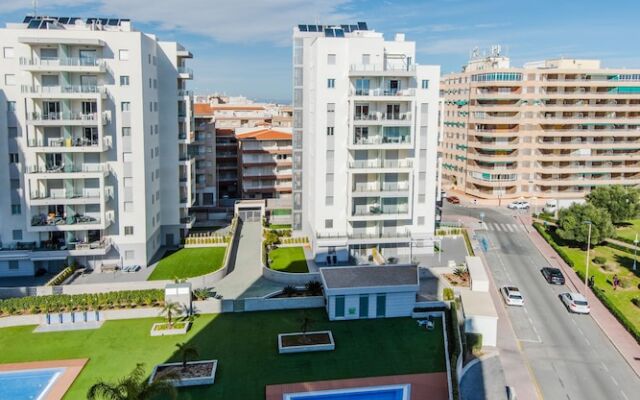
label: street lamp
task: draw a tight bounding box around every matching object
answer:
[583,220,592,291]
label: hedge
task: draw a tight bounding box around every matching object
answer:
[604,240,636,256]
[462,229,475,256]
[533,223,640,343]
[0,289,165,316]
[46,265,76,286]
[447,301,461,400]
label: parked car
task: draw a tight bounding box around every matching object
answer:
[500,286,524,306]
[508,201,530,210]
[560,292,590,314]
[447,196,460,204]
[541,267,565,285]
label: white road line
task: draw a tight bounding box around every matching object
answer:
[601,362,609,372]
[501,223,510,231]
[584,337,591,346]
[506,224,515,232]
[519,338,543,343]
[611,376,619,386]
[577,327,585,337]
[571,318,578,326]
[621,390,629,400]
[494,223,502,232]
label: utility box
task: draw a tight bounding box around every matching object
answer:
[466,256,489,292]
[165,283,192,315]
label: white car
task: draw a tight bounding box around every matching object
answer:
[501,286,524,306]
[560,292,590,314]
[508,201,530,210]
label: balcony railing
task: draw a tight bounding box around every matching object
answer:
[353,112,412,121]
[178,89,193,97]
[27,112,108,123]
[348,230,412,239]
[178,66,193,75]
[351,88,416,97]
[21,85,106,95]
[28,136,111,149]
[30,188,102,200]
[349,159,413,169]
[350,63,416,73]
[353,205,409,216]
[20,57,105,68]
[353,135,411,145]
[26,163,109,174]
[353,182,410,192]
[31,213,102,227]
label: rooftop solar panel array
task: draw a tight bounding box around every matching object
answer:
[24,16,129,29]
[298,21,368,36]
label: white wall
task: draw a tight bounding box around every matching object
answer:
[464,315,498,347]
[327,290,416,321]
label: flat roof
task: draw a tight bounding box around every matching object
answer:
[321,265,418,289]
[460,290,498,318]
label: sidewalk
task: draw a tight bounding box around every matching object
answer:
[528,225,640,378]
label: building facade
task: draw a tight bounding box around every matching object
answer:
[0,16,193,277]
[236,127,292,199]
[292,23,440,264]
[440,50,640,203]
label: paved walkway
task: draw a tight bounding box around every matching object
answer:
[460,354,509,400]
[529,224,640,378]
[214,220,282,300]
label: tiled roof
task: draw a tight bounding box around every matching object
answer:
[194,103,213,115]
[235,128,292,141]
[210,105,265,111]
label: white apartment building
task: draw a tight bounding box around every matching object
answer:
[292,23,440,264]
[0,16,193,277]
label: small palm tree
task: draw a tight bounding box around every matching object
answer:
[300,312,314,344]
[175,342,199,370]
[87,363,179,400]
[160,301,183,328]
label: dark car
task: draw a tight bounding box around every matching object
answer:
[542,267,565,285]
[447,196,460,204]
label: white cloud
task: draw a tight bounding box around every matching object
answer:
[418,38,486,55]
[0,0,94,14]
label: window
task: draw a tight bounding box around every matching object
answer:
[11,204,21,215]
[418,194,426,203]
[8,260,18,270]
[121,102,131,112]
[325,219,333,229]
[327,79,335,88]
[359,295,369,317]
[12,230,22,240]
[122,127,131,136]
[325,196,334,205]
[148,54,152,64]
[418,216,425,225]
[4,74,15,85]
[9,153,19,163]
[327,54,336,65]
[124,201,134,212]
[8,127,18,138]
[7,101,16,112]
[327,127,334,136]
[124,226,134,235]
[3,47,14,58]
[376,294,386,317]
[119,75,130,86]
[125,250,135,260]
[119,49,129,61]
[10,179,19,189]
[335,295,345,318]
[362,54,370,65]
[154,102,158,111]
[149,102,153,112]
[149,78,152,88]
[327,103,335,113]
[153,79,157,89]
[421,79,429,89]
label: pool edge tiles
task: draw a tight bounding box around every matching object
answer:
[284,384,410,400]
[0,359,88,400]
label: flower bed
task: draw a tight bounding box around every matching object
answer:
[150,321,191,336]
[278,330,335,354]
[150,360,218,387]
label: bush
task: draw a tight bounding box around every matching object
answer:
[305,281,323,296]
[466,333,483,354]
[0,289,165,316]
[632,298,640,308]
[46,265,77,286]
[442,287,454,301]
[462,229,475,256]
[282,285,297,297]
[592,256,607,265]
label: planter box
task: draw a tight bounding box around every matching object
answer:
[278,330,335,354]
[150,360,217,387]
[150,322,190,336]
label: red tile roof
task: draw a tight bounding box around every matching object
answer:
[194,103,213,115]
[235,128,292,141]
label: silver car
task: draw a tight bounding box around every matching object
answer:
[560,292,590,314]
[501,286,524,306]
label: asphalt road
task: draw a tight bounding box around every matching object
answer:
[445,204,640,400]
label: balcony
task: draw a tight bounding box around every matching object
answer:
[352,134,411,147]
[26,163,110,178]
[352,181,410,195]
[349,159,413,170]
[178,89,193,97]
[29,211,113,232]
[180,215,196,229]
[349,63,416,76]
[21,85,107,99]
[26,112,109,126]
[28,136,112,152]
[350,88,416,98]
[29,187,113,205]
[20,57,107,73]
[351,204,410,218]
[353,112,412,126]
[178,66,193,79]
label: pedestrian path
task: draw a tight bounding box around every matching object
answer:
[481,222,528,233]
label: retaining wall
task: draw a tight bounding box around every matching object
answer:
[261,266,321,285]
[244,296,324,312]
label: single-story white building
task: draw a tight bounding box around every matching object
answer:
[460,290,498,347]
[466,256,489,292]
[320,265,419,321]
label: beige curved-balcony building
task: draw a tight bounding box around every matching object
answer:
[440,54,640,203]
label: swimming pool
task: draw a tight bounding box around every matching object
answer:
[0,368,64,400]
[284,384,410,400]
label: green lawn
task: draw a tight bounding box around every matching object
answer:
[268,246,309,273]
[148,247,226,281]
[270,208,292,216]
[615,219,640,243]
[0,310,446,400]
[268,224,292,230]
[538,226,640,338]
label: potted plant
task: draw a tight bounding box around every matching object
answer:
[88,363,179,400]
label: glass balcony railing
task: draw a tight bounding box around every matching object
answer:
[20,57,106,68]
[21,85,106,95]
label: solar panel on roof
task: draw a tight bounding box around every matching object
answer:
[58,17,70,24]
[308,25,317,32]
[298,24,307,31]
[335,29,344,37]
[324,29,335,37]
[23,16,34,23]
[108,19,119,26]
[357,22,368,30]
[87,17,97,23]
[99,18,108,24]
[350,25,358,31]
[27,19,40,29]
[69,17,80,24]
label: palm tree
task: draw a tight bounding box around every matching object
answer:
[300,312,314,344]
[87,363,179,400]
[175,342,199,370]
[160,301,183,328]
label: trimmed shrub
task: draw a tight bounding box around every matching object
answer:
[46,265,77,286]
[442,287,454,301]
[632,298,640,308]
[592,256,607,265]
[466,333,483,354]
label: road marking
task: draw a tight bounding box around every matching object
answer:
[621,390,629,400]
[601,362,609,372]
[584,337,591,346]
[495,223,503,231]
[577,327,585,337]
[503,224,513,232]
[519,338,542,343]
[611,376,619,386]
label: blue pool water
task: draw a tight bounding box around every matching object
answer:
[0,368,63,400]
[286,386,406,400]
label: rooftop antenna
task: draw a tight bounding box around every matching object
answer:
[32,0,38,17]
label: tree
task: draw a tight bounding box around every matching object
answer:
[175,342,199,370]
[299,312,314,344]
[586,185,640,224]
[556,203,615,246]
[160,301,183,328]
[87,363,178,400]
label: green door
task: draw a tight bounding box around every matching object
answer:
[359,295,369,318]
[335,296,345,318]
[376,294,386,317]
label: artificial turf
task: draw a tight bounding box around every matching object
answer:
[268,246,309,273]
[147,247,226,281]
[0,309,446,400]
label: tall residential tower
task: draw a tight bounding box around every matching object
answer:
[292,23,440,264]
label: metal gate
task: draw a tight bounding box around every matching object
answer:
[238,208,261,222]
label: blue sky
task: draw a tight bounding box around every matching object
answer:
[2,0,639,102]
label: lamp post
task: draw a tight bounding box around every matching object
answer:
[634,233,638,272]
[583,220,592,291]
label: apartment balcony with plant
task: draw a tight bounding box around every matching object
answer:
[350,196,410,220]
